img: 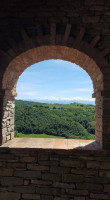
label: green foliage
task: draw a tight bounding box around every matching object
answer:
[15,100,95,140]
[15,133,65,139]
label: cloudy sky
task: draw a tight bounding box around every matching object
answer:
[16,59,95,104]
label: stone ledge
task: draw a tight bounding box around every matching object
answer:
[0,138,102,151]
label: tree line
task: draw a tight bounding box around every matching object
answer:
[15,100,95,140]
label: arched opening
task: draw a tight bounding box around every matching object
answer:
[15,59,95,140]
[1,46,103,148]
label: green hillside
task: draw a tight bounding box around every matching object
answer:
[15,100,95,140]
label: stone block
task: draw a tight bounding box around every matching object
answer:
[2,135,6,144]
[31,179,52,185]
[1,177,23,186]
[104,184,110,193]
[10,132,14,139]
[90,193,109,199]
[0,153,15,160]
[62,189,88,196]
[24,179,30,185]
[42,172,60,182]
[60,160,85,168]
[38,154,49,160]
[14,170,41,178]
[83,16,99,23]
[0,192,20,200]
[74,197,85,200]
[27,164,49,171]
[53,182,75,189]
[99,170,110,178]
[71,169,98,176]
[6,135,11,141]
[22,194,40,200]
[84,177,109,184]
[39,160,58,166]
[76,183,103,191]
[36,187,60,195]
[20,156,36,162]
[8,186,35,193]
[62,174,83,183]
[41,195,54,200]
[0,168,13,176]
[87,161,110,170]
[7,162,26,169]
[50,166,70,174]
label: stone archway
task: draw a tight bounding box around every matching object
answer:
[1,45,103,147]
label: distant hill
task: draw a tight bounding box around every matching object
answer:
[16,98,95,105]
[15,100,95,140]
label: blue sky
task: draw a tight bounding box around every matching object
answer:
[16,59,95,104]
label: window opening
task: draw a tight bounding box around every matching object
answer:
[15,59,95,140]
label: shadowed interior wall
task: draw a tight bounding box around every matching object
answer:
[0,0,110,199]
[0,148,110,200]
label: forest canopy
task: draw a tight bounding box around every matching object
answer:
[15,100,95,140]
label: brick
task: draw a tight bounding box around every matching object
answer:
[60,160,85,168]
[39,160,58,166]
[62,174,83,183]
[99,170,110,178]
[0,153,15,160]
[71,169,98,176]
[63,189,88,196]
[0,187,7,192]
[24,179,30,185]
[83,16,99,23]
[41,195,54,200]
[53,182,75,189]
[0,168,13,176]
[87,161,110,170]
[54,198,67,200]
[8,186,35,193]
[1,177,23,186]
[74,197,85,200]
[36,187,60,195]
[31,179,52,185]
[20,156,36,162]
[104,184,110,193]
[14,170,41,178]
[50,166,70,174]
[38,154,49,160]
[50,155,59,160]
[7,162,26,169]
[85,177,109,183]
[90,193,109,199]
[42,173,60,181]
[0,192,20,200]
[22,194,40,200]
[76,183,103,191]
[27,164,49,171]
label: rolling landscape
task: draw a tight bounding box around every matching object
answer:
[15,100,95,140]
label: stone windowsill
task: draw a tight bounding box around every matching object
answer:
[0,138,102,150]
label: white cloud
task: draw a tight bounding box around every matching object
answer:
[35,96,94,102]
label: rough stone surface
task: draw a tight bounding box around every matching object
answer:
[0,149,109,199]
[0,0,110,149]
[0,1,110,199]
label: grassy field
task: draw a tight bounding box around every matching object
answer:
[15,132,95,140]
[15,133,65,139]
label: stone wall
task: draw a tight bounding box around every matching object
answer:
[1,46,104,147]
[0,148,110,200]
[95,97,103,145]
[1,96,14,145]
[1,0,110,149]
